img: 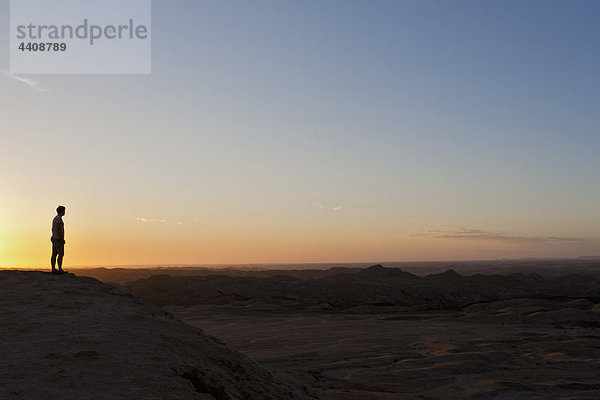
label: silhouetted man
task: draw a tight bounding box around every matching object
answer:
[51,206,66,274]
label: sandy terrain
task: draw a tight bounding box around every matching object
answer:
[0,271,319,400]
[169,300,600,400]
[66,262,600,399]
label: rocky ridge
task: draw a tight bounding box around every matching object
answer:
[0,271,320,400]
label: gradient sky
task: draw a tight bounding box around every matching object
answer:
[1,0,600,267]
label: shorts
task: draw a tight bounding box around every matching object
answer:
[51,238,65,255]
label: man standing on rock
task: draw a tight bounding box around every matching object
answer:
[51,205,66,274]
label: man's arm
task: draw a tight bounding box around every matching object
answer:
[59,221,65,243]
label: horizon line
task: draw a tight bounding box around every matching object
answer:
[3,256,600,270]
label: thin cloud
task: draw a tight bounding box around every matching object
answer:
[136,217,170,224]
[412,227,585,244]
[1,69,46,91]
[333,206,343,211]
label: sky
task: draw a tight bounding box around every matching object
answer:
[1,0,600,267]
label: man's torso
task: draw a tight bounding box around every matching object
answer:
[51,215,63,240]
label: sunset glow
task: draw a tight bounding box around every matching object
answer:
[1,1,599,268]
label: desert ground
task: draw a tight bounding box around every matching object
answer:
[0,271,318,400]
[3,262,599,399]
[169,301,600,399]
[73,260,600,399]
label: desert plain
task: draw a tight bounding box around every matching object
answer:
[77,259,600,399]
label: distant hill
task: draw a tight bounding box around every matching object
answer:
[72,258,600,286]
[120,265,600,311]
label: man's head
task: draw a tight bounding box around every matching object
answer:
[56,206,66,216]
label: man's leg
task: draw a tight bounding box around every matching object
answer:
[51,248,57,273]
[57,253,64,272]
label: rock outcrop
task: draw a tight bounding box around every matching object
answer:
[0,271,320,400]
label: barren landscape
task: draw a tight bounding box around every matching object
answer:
[77,260,600,399]
[171,302,600,399]
[3,262,600,399]
[0,271,318,400]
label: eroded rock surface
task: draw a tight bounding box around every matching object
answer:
[0,271,319,400]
